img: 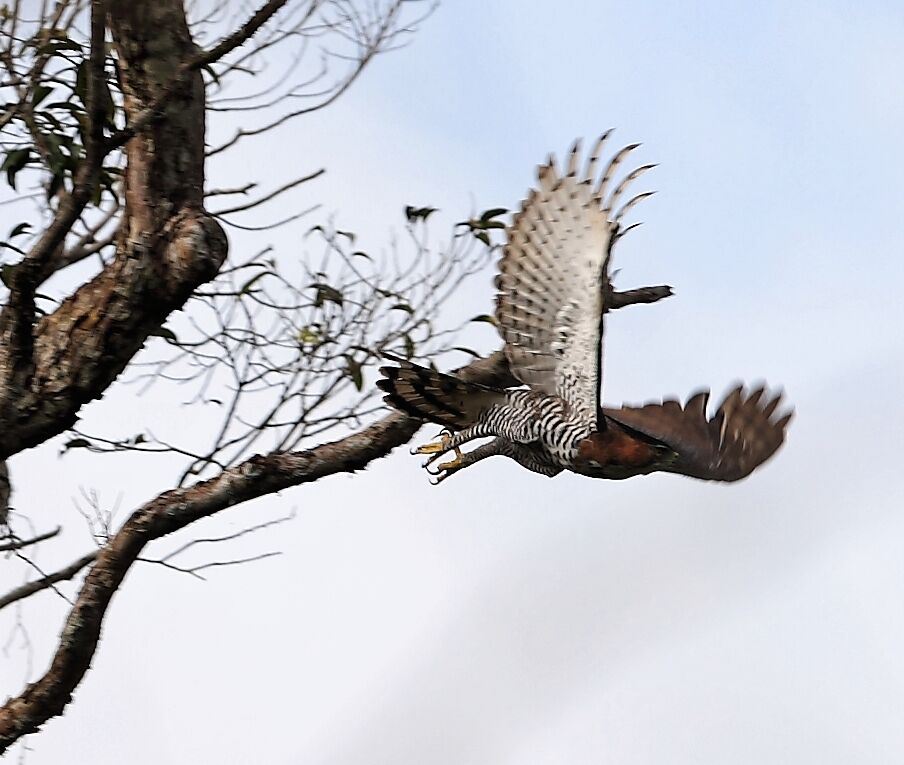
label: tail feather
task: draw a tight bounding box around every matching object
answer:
[377,355,505,430]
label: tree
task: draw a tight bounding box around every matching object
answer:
[0,1,668,753]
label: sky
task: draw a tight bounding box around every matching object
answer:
[4,0,904,762]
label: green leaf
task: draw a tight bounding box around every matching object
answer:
[74,60,88,105]
[475,231,490,246]
[297,326,320,345]
[8,222,31,238]
[0,264,17,287]
[1,148,30,189]
[479,207,508,221]
[390,303,414,314]
[345,356,364,391]
[470,314,498,326]
[31,85,53,107]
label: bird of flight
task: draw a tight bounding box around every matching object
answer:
[378,132,792,484]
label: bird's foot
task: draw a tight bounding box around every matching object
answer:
[412,428,467,484]
[427,453,465,485]
[411,428,454,456]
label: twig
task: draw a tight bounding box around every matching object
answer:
[0,527,60,553]
[0,552,96,612]
[210,169,324,215]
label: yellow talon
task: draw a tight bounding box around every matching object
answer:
[411,429,453,455]
[437,454,463,472]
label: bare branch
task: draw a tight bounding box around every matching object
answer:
[210,169,324,215]
[197,0,291,68]
[0,552,96,612]
[0,527,60,553]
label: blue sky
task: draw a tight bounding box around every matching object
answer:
[8,1,904,763]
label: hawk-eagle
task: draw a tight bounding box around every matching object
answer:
[378,133,792,484]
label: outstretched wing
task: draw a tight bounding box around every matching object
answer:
[602,385,793,482]
[495,133,654,428]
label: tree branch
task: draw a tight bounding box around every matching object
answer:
[0,527,60,553]
[0,552,96,612]
[0,351,512,751]
[0,0,109,417]
[197,0,292,68]
[104,0,291,152]
[608,285,673,310]
[0,0,229,459]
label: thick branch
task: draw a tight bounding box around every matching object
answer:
[104,0,291,152]
[0,1,109,417]
[0,351,511,751]
[0,0,229,458]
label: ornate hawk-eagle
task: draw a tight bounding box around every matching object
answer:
[378,133,792,484]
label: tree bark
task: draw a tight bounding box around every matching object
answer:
[0,0,227,458]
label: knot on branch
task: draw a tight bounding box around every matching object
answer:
[161,210,228,291]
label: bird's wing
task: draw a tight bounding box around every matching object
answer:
[495,133,654,428]
[603,385,793,482]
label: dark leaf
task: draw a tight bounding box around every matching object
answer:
[311,282,343,308]
[479,207,508,221]
[0,264,17,287]
[345,356,364,391]
[405,205,438,222]
[149,326,178,344]
[1,148,30,189]
[62,438,91,451]
[31,85,53,107]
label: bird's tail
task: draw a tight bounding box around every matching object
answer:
[377,355,505,430]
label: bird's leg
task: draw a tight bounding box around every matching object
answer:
[426,439,505,484]
[426,438,563,485]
